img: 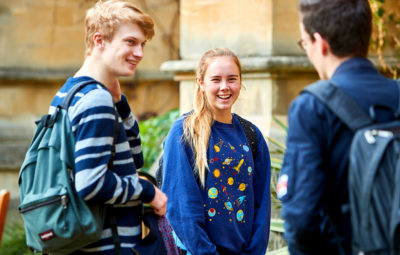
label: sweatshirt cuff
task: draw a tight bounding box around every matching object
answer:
[115,94,131,119]
[139,178,156,203]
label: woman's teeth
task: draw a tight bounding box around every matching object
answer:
[218,95,231,99]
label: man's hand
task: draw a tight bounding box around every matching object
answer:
[108,79,122,103]
[149,186,168,216]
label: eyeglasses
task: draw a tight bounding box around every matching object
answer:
[297,39,306,51]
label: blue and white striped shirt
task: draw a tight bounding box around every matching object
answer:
[50,76,155,254]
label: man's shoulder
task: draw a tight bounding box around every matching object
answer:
[53,78,113,119]
[66,79,111,107]
[290,83,328,115]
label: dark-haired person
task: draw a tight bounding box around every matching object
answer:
[277,0,399,254]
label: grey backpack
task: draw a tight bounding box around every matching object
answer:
[305,80,400,255]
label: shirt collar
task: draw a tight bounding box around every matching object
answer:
[331,57,377,78]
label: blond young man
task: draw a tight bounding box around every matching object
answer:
[49,1,167,254]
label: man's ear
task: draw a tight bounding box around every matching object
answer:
[313,32,330,56]
[93,33,104,50]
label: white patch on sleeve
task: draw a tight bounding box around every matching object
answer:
[277,174,288,199]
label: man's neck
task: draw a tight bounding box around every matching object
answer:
[74,55,114,87]
[325,55,352,79]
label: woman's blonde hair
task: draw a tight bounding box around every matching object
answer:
[84,0,154,56]
[183,47,242,187]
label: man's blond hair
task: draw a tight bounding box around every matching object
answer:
[85,0,154,56]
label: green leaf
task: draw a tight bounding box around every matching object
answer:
[267,137,286,151]
[272,115,288,134]
[270,218,285,233]
[268,247,289,255]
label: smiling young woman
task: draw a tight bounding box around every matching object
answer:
[198,55,242,123]
[161,47,272,255]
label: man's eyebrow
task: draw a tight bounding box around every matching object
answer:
[124,36,145,42]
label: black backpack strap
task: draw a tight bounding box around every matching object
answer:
[106,108,121,255]
[155,155,164,188]
[396,79,400,116]
[108,109,119,170]
[106,204,121,255]
[303,80,372,132]
[234,114,258,161]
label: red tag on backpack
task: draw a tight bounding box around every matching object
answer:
[39,230,56,241]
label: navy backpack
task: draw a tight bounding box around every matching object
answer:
[305,80,400,255]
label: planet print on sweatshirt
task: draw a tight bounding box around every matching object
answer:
[208,187,218,199]
[205,136,254,224]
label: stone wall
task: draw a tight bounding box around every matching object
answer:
[162,0,319,138]
[163,0,399,136]
[0,0,180,200]
[1,0,398,203]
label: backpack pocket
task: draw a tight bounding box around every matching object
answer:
[18,187,84,253]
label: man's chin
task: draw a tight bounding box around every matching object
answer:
[121,69,136,77]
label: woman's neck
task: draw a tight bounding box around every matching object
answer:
[213,111,232,124]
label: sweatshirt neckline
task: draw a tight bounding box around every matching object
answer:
[212,115,235,129]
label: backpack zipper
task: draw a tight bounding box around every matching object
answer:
[364,129,393,144]
[19,195,69,214]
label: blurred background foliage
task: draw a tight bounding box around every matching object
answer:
[139,109,180,173]
[370,0,400,78]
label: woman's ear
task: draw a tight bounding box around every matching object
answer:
[198,78,205,91]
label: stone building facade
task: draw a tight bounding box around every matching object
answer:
[0,0,180,200]
[0,0,398,203]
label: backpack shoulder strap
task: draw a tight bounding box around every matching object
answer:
[60,80,119,163]
[303,80,372,132]
[234,114,258,160]
[61,80,98,109]
[396,79,400,115]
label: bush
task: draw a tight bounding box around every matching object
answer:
[139,109,180,173]
[0,222,33,255]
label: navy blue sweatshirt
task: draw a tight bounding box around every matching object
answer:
[162,114,271,255]
[278,58,399,254]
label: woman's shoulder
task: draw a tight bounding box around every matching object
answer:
[232,113,263,136]
[168,112,189,137]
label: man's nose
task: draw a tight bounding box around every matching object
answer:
[133,45,144,58]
